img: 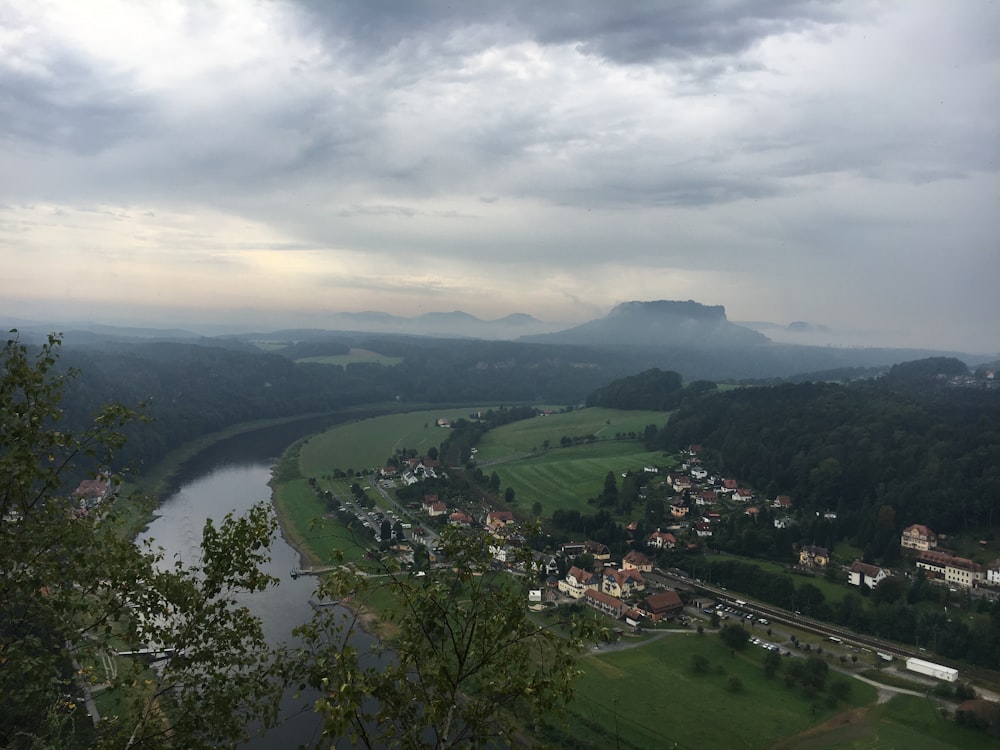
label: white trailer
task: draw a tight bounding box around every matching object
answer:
[905,656,958,682]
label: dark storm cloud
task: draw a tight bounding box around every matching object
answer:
[0,51,149,155]
[295,0,847,66]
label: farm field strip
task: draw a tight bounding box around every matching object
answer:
[295,348,403,366]
[474,407,669,462]
[298,406,492,475]
[491,446,667,513]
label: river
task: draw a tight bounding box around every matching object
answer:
[139,418,368,748]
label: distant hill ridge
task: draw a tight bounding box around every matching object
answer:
[521,299,769,348]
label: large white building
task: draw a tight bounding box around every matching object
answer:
[901,524,938,552]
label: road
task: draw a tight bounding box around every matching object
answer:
[367,473,439,546]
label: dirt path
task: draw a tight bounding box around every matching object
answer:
[772,707,872,750]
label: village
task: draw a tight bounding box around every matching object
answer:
[361,442,1000,637]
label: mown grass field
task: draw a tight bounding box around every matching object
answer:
[775,694,988,750]
[474,406,670,461]
[272,477,372,567]
[298,407,492,475]
[550,633,879,749]
[295,348,403,367]
[489,441,671,515]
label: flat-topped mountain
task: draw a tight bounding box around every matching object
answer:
[522,300,769,348]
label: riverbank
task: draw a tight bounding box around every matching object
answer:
[130,410,359,500]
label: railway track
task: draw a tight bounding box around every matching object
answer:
[659,568,942,666]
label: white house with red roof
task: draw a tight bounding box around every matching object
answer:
[647,529,676,549]
[449,510,475,526]
[602,567,645,598]
[622,550,653,573]
[486,510,515,531]
[696,490,717,506]
[559,566,598,599]
[670,473,692,492]
[848,561,889,589]
[583,589,626,618]
[901,524,938,552]
[987,559,1000,586]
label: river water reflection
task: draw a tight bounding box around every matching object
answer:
[139,418,358,747]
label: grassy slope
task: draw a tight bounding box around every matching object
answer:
[553,634,878,749]
[474,406,670,461]
[272,477,371,567]
[776,694,988,750]
[474,406,673,515]
[298,407,492,475]
[490,442,670,515]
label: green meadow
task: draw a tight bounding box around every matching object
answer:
[295,348,403,366]
[474,406,670,461]
[489,441,671,515]
[556,637,983,749]
[550,633,878,749]
[272,477,372,567]
[473,405,674,515]
[775,694,988,750]
[298,407,492,475]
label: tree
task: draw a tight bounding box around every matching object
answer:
[380,519,393,542]
[291,523,583,748]
[691,654,709,673]
[0,332,282,749]
[719,623,750,651]
[504,486,516,504]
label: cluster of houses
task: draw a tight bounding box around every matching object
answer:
[793,523,1000,594]
[901,524,998,590]
[380,456,442,486]
[70,475,114,517]
[796,545,892,590]
[411,490,688,625]
[557,545,683,623]
[651,446,810,547]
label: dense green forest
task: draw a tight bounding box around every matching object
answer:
[49,337,633,470]
[585,367,685,410]
[33,329,999,558]
[658,368,1000,551]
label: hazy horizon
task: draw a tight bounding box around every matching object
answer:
[2,1,997,353]
[5,298,997,358]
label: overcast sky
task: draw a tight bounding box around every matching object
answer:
[1,0,997,352]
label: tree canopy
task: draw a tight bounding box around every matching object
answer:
[290,523,583,748]
[1,332,584,748]
[1,333,282,749]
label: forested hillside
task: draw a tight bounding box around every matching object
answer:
[659,374,1000,553]
[585,368,685,410]
[52,336,641,472]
